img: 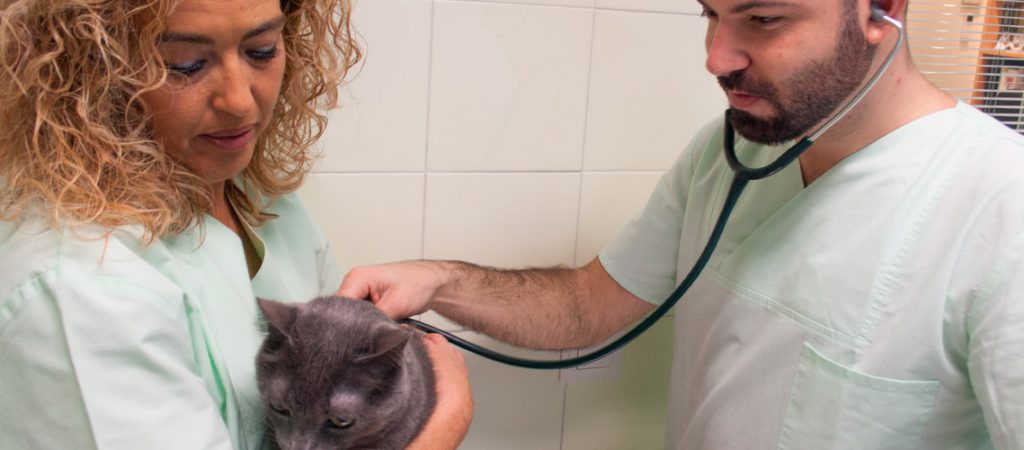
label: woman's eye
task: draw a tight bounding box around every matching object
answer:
[168,60,206,77]
[247,46,280,62]
[327,417,355,429]
[269,402,291,417]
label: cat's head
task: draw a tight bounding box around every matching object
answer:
[256,297,416,450]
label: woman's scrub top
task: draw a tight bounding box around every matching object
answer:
[0,192,341,450]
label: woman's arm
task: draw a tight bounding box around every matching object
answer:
[0,272,234,450]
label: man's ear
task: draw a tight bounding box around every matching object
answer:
[864,0,906,45]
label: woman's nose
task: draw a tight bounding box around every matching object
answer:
[705,23,750,78]
[211,58,256,117]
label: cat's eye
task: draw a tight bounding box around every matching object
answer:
[269,402,291,417]
[328,417,355,429]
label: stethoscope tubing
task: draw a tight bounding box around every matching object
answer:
[405,175,748,369]
[405,12,906,370]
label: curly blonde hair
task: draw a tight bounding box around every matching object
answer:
[0,0,360,241]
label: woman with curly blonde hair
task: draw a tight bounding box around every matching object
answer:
[0,0,471,448]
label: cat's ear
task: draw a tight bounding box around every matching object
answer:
[354,323,411,364]
[258,298,298,339]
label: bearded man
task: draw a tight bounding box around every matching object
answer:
[337,1,1024,448]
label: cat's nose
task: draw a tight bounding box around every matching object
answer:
[286,436,318,450]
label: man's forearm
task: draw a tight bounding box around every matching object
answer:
[430,260,603,349]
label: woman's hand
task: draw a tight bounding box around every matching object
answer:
[406,333,473,450]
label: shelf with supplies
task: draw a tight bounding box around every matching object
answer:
[973,0,1024,130]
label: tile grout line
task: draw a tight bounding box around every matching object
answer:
[569,5,599,269]
[420,0,437,260]
[561,5,597,449]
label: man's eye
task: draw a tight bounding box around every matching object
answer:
[750,15,781,25]
[700,7,717,18]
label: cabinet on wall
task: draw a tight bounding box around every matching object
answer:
[973,0,1024,130]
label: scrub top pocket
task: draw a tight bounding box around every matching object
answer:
[777,343,940,450]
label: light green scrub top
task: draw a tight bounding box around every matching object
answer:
[600,102,1024,449]
[0,192,341,450]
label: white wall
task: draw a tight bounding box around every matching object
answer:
[298,1,725,448]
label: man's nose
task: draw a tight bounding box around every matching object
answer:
[705,23,750,78]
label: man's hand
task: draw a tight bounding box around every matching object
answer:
[406,333,473,450]
[338,261,450,320]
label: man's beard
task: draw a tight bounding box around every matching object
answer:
[719,12,878,145]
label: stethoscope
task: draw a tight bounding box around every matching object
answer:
[406,7,905,369]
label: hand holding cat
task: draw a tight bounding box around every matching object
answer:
[407,333,474,450]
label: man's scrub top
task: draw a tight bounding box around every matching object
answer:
[0,192,341,450]
[601,102,1024,449]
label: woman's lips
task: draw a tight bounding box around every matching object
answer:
[201,127,255,151]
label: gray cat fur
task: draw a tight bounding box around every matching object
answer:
[256,296,436,450]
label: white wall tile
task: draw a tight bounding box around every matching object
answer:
[583,10,725,170]
[419,172,581,332]
[561,316,674,450]
[596,0,702,14]
[428,1,594,171]
[574,172,663,265]
[297,173,425,275]
[457,0,594,7]
[315,0,432,173]
[455,331,566,450]
[423,173,581,267]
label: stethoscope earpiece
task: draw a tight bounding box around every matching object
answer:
[870,6,889,22]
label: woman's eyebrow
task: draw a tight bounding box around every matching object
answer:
[158,15,287,45]
[243,15,287,40]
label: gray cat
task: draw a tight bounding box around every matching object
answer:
[256,296,436,450]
